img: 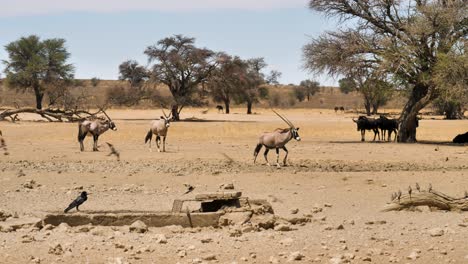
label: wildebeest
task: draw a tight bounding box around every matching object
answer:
[145,109,172,152]
[254,110,301,167]
[216,105,224,113]
[78,110,117,151]
[353,116,380,141]
[377,115,399,141]
[453,132,468,143]
[334,106,345,113]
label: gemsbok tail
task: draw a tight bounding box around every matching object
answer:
[145,130,153,144]
[253,143,263,163]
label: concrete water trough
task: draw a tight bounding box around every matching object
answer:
[42,191,274,228]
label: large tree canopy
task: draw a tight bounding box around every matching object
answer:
[304,0,467,142]
[145,35,218,120]
[118,60,149,89]
[207,54,249,114]
[3,35,74,109]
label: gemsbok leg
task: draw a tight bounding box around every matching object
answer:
[162,136,166,152]
[276,148,280,168]
[93,135,99,151]
[263,148,270,166]
[156,136,161,152]
[282,146,288,166]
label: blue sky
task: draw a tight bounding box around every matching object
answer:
[0,0,340,85]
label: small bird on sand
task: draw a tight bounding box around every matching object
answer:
[428,183,432,193]
[183,184,195,195]
[397,190,402,202]
[106,142,120,161]
[415,182,420,192]
[64,191,88,213]
[408,185,412,198]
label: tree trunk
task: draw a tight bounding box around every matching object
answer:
[34,85,44,110]
[398,84,432,143]
[372,103,378,115]
[246,101,252,115]
[171,104,180,121]
[224,100,230,114]
[364,100,371,116]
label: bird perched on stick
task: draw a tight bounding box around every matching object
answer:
[408,185,412,199]
[183,184,194,195]
[428,183,432,193]
[397,190,402,202]
[106,142,120,161]
[64,191,88,213]
[415,182,420,192]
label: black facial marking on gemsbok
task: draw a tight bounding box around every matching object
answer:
[78,109,117,151]
[253,110,301,168]
[145,108,172,152]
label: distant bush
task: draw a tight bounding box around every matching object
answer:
[90,77,100,87]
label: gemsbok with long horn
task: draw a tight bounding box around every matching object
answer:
[145,108,172,152]
[253,110,301,167]
[78,109,117,151]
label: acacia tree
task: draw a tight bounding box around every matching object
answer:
[266,70,282,86]
[304,0,467,142]
[145,35,218,120]
[207,54,247,114]
[235,58,267,114]
[299,79,320,101]
[118,60,149,89]
[3,35,74,109]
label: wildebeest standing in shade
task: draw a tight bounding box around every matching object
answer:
[254,110,301,167]
[339,106,345,113]
[145,109,172,152]
[334,106,339,113]
[453,132,468,143]
[78,109,117,151]
[216,105,224,113]
[377,115,399,141]
[353,116,380,141]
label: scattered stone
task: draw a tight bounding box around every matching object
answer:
[48,243,64,255]
[202,254,217,261]
[17,170,26,177]
[324,203,332,208]
[269,256,279,264]
[290,208,299,214]
[407,250,420,260]
[22,180,39,189]
[279,237,294,247]
[129,220,148,233]
[428,228,444,237]
[219,212,252,226]
[362,256,372,262]
[200,237,213,243]
[219,183,235,190]
[0,210,12,221]
[336,224,345,230]
[288,251,304,261]
[274,224,294,232]
[154,234,167,244]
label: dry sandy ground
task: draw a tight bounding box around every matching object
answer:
[0,108,467,264]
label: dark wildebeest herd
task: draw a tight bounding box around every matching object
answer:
[353,115,400,142]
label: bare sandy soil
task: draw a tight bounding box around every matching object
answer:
[0,108,467,264]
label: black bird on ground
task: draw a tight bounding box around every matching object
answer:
[183,184,195,195]
[64,191,88,213]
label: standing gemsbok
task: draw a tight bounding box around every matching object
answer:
[145,109,172,152]
[78,109,117,151]
[254,110,301,167]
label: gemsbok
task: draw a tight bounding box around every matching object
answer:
[145,109,172,152]
[254,110,301,167]
[78,109,117,151]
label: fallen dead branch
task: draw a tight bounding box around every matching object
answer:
[0,107,104,122]
[383,190,468,212]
